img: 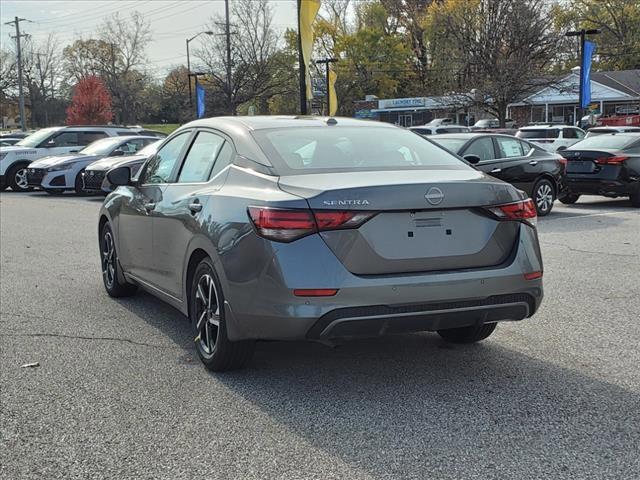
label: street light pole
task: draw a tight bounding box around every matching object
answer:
[565,28,601,126]
[315,58,338,116]
[186,31,214,117]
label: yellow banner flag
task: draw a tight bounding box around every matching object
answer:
[328,68,338,116]
[299,0,321,101]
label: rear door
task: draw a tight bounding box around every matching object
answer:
[152,129,233,298]
[117,131,192,283]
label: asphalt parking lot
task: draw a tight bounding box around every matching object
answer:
[1,191,639,480]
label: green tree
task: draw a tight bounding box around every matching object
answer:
[552,0,640,70]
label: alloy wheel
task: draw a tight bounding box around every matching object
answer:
[14,168,28,190]
[194,273,220,355]
[101,230,116,289]
[535,183,553,213]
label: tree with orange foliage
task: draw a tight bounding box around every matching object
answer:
[66,76,113,125]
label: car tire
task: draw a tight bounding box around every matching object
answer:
[532,178,555,216]
[190,258,255,372]
[437,322,497,344]
[559,193,580,205]
[7,163,32,192]
[99,223,138,297]
[45,189,64,195]
[74,170,87,195]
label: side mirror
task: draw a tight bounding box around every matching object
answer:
[41,140,56,148]
[463,154,481,165]
[106,166,132,187]
[111,150,125,156]
[556,146,567,152]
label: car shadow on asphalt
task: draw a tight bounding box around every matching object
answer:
[113,291,638,478]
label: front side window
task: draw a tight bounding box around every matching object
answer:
[177,131,225,183]
[141,132,190,184]
[52,132,80,147]
[563,128,578,139]
[464,137,495,161]
[517,129,559,139]
[496,137,524,158]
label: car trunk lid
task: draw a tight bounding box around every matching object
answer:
[278,170,523,275]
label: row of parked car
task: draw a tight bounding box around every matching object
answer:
[409,126,640,212]
[0,125,165,194]
[2,121,639,213]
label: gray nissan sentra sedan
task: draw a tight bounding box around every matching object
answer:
[99,116,543,371]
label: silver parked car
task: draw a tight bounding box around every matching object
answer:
[99,116,544,371]
[82,140,162,194]
[26,136,157,194]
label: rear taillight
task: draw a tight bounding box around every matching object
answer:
[248,207,376,242]
[595,156,628,165]
[485,199,537,227]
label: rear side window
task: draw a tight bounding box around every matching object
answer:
[563,128,578,139]
[253,126,467,174]
[517,129,559,139]
[496,137,524,158]
[412,128,431,135]
[80,131,109,144]
[177,131,225,183]
[209,142,234,180]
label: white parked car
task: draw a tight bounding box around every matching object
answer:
[410,125,471,135]
[472,118,517,129]
[0,125,136,192]
[26,136,157,195]
[516,125,585,152]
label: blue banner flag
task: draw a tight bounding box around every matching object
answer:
[580,40,596,109]
[196,80,206,118]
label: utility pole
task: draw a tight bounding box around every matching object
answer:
[186,31,214,118]
[5,17,31,131]
[565,28,601,126]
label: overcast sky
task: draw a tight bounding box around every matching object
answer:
[1,0,299,79]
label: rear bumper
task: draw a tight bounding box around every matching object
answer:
[306,293,535,339]
[564,176,638,197]
[219,224,544,341]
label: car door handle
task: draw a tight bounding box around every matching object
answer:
[144,202,156,212]
[490,168,502,173]
[189,201,203,213]
[529,160,538,166]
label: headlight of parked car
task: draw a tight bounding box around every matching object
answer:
[47,163,74,172]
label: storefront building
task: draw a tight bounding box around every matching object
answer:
[508,69,640,126]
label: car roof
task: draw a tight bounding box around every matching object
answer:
[183,116,394,132]
[430,132,514,140]
[519,125,577,130]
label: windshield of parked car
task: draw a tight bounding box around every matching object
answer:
[429,137,468,153]
[253,126,468,174]
[516,129,559,139]
[138,140,162,156]
[568,134,640,150]
[80,137,125,155]
[15,128,59,148]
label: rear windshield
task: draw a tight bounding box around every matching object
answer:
[516,129,559,139]
[252,126,468,174]
[567,134,640,150]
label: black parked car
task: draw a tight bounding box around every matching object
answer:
[559,133,640,207]
[430,133,565,216]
